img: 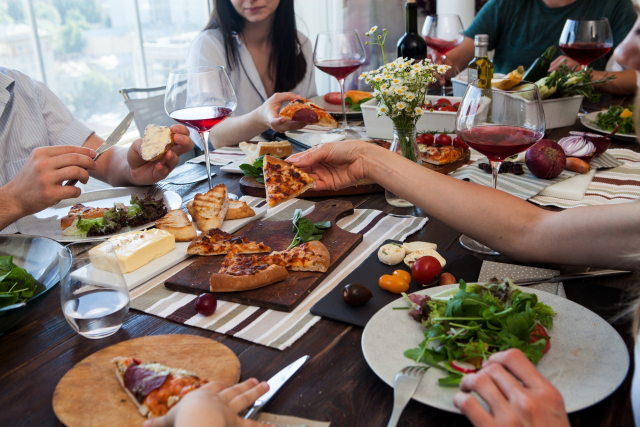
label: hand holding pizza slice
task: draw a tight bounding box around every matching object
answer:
[279,98,338,128]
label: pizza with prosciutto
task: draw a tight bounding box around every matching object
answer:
[279,98,338,128]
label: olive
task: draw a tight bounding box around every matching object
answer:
[342,283,373,307]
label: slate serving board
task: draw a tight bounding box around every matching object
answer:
[310,240,483,327]
[164,200,363,312]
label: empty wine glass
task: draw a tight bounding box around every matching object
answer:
[455,80,545,255]
[422,14,465,96]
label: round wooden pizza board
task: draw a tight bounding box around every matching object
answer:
[239,176,384,198]
[52,334,241,427]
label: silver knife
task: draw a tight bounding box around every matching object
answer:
[514,269,631,287]
[64,111,135,187]
[245,355,310,420]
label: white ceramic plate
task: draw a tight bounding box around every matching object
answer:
[16,187,182,243]
[71,204,267,290]
[362,285,629,414]
[580,112,636,141]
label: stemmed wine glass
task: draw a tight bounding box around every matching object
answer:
[422,14,465,96]
[559,18,613,70]
[165,66,237,190]
[314,30,366,133]
[455,80,545,255]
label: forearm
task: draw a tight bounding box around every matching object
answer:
[593,69,637,95]
[208,109,268,148]
[0,185,24,231]
[443,37,475,81]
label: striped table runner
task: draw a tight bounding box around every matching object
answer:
[129,197,428,350]
[530,149,640,207]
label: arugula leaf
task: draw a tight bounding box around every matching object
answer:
[286,209,331,249]
[240,155,266,184]
[0,256,37,308]
[346,96,373,112]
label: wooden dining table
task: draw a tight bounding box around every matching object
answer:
[0,93,638,427]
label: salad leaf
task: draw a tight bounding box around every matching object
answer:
[286,209,331,249]
[239,155,265,184]
[0,256,37,308]
[595,105,634,135]
[346,96,373,112]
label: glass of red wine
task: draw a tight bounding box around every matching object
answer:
[165,66,237,190]
[559,18,613,70]
[455,80,545,255]
[422,14,465,96]
[313,30,366,133]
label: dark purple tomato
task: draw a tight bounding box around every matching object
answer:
[195,293,217,316]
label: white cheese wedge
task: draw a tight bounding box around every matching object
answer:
[141,124,173,161]
[402,241,437,254]
[404,249,446,269]
[378,243,406,265]
[89,229,176,274]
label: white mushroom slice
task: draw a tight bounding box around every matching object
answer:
[378,243,406,265]
[404,249,446,269]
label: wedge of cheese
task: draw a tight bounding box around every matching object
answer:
[89,229,176,274]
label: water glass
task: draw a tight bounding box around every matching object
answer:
[58,241,130,339]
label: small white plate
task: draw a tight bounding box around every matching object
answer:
[580,112,636,141]
[220,156,253,174]
[284,132,345,147]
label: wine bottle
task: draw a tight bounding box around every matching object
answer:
[397,0,427,61]
[468,34,494,89]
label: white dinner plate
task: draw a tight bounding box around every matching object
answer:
[362,285,629,414]
[16,187,182,243]
[580,112,636,141]
[71,203,267,290]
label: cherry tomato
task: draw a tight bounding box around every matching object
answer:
[438,106,457,112]
[411,256,442,286]
[392,270,412,285]
[452,136,469,149]
[195,293,217,316]
[435,134,452,146]
[378,274,410,294]
[530,323,551,354]
[423,102,433,110]
[417,133,434,146]
[323,92,343,105]
[453,102,460,109]
[435,98,452,107]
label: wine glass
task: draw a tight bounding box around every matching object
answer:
[455,80,545,255]
[59,241,130,339]
[559,18,613,70]
[165,66,237,190]
[314,30,366,133]
[422,14,465,96]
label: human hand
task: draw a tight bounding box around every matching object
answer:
[548,55,580,72]
[127,124,195,185]
[142,378,272,427]
[260,92,307,133]
[287,140,372,191]
[4,145,97,217]
[453,349,570,427]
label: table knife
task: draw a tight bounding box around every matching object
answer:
[514,269,632,287]
[64,111,135,187]
[244,355,310,420]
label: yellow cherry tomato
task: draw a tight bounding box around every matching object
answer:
[392,270,411,285]
[378,274,410,294]
[620,108,633,119]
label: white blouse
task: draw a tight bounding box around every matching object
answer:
[633,338,640,426]
[186,29,318,117]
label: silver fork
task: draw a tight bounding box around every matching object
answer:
[386,366,429,427]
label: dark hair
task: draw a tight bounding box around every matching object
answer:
[204,0,307,93]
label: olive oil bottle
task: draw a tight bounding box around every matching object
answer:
[468,34,494,89]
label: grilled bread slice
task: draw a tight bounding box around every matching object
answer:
[141,124,174,162]
[225,200,255,220]
[155,209,197,242]
[238,141,293,159]
[192,184,229,232]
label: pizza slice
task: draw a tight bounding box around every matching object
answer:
[187,228,271,256]
[263,155,316,208]
[279,98,338,128]
[269,241,331,272]
[112,357,208,418]
[420,146,466,165]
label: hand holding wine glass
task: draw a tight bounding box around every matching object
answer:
[422,14,465,95]
[165,66,237,190]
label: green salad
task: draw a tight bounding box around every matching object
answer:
[0,256,37,309]
[402,279,556,386]
[595,105,635,135]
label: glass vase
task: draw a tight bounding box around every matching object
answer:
[385,126,422,207]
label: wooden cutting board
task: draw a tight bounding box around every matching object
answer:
[239,176,384,198]
[164,199,364,312]
[421,149,471,174]
[53,335,240,427]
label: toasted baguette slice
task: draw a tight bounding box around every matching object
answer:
[141,124,174,162]
[225,200,255,220]
[263,156,316,208]
[155,210,197,242]
[192,184,229,232]
[186,200,195,218]
[239,141,293,159]
[210,264,288,292]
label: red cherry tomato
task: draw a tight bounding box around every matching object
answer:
[452,136,469,149]
[195,293,217,316]
[435,134,452,146]
[529,323,551,354]
[435,98,452,107]
[417,133,434,146]
[452,102,460,109]
[323,92,343,105]
[411,256,442,285]
[438,106,457,112]
[423,102,433,110]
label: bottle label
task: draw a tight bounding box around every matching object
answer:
[468,68,478,83]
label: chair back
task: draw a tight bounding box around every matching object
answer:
[120,86,178,137]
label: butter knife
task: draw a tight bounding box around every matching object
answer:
[64,111,135,187]
[245,355,310,420]
[514,269,631,287]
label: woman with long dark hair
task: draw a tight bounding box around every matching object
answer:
[186,0,316,148]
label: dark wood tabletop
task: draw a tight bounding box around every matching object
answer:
[1,94,638,427]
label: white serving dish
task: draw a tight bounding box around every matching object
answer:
[450,74,583,129]
[362,95,462,139]
[451,72,506,97]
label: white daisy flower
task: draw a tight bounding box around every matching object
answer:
[369,25,378,34]
[381,89,391,96]
[381,83,389,89]
[405,93,415,101]
[373,74,383,82]
[359,72,367,80]
[414,107,423,115]
[396,102,406,110]
[392,78,402,85]
[376,105,388,115]
[437,65,448,74]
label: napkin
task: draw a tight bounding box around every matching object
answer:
[537,169,596,200]
[258,412,331,427]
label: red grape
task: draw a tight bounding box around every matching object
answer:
[195,293,217,316]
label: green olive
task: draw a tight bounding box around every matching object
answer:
[342,283,373,307]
